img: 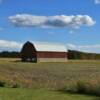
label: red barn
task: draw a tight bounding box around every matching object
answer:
[21,41,68,62]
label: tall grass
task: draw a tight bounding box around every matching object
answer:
[0,58,100,90]
[63,80,100,96]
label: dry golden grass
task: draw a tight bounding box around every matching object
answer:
[0,58,100,89]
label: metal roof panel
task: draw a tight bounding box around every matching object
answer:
[32,42,67,52]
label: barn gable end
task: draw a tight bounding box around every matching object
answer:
[21,41,37,62]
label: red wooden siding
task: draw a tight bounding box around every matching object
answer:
[37,51,67,58]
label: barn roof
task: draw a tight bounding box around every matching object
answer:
[32,42,67,52]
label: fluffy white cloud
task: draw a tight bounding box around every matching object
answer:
[95,0,100,4]
[0,40,22,51]
[67,43,100,53]
[0,39,100,53]
[9,14,96,29]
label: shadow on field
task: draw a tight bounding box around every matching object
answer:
[9,60,22,63]
[56,89,100,99]
[10,60,36,63]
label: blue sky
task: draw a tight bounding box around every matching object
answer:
[0,0,100,53]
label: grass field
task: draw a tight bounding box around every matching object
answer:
[0,88,99,100]
[0,58,100,100]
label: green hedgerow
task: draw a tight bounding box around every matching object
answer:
[0,81,5,87]
[63,80,100,96]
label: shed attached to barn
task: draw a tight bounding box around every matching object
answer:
[21,41,68,62]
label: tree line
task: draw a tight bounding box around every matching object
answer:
[0,51,20,58]
[68,50,100,60]
[0,50,100,59]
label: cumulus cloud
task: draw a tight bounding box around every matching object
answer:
[9,14,96,29]
[0,40,22,51]
[0,39,100,53]
[67,43,100,53]
[95,0,100,4]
